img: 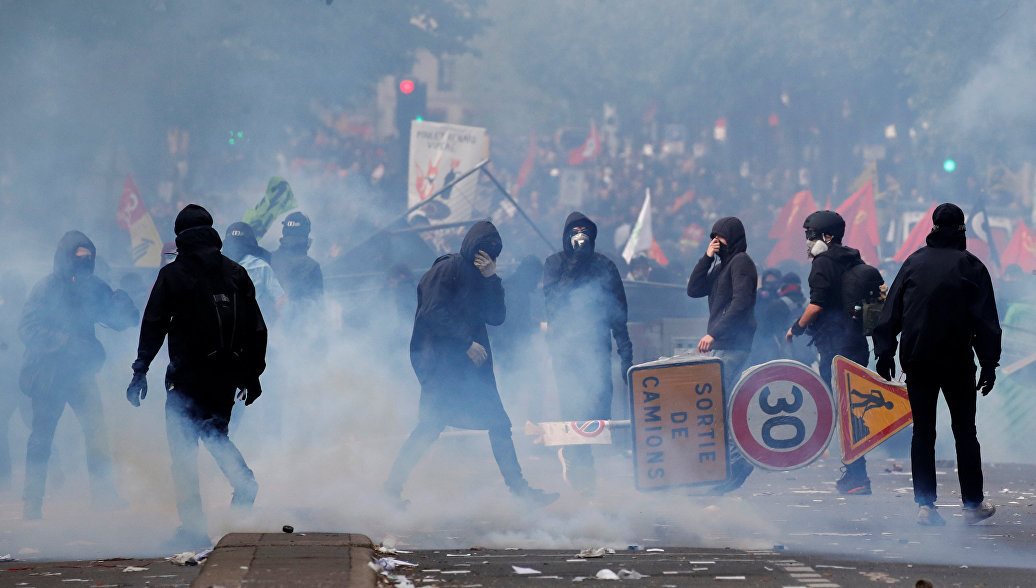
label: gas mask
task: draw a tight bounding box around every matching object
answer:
[806,238,829,258]
[570,231,591,256]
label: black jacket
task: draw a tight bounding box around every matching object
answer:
[873,228,1001,370]
[687,217,757,351]
[543,212,633,365]
[133,226,267,406]
[806,243,864,345]
[19,231,138,394]
[271,237,324,303]
[409,221,510,430]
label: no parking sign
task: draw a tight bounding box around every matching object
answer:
[728,360,836,471]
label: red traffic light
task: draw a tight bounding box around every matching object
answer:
[399,79,415,94]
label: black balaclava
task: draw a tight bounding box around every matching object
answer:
[54,230,96,281]
[223,221,261,263]
[927,202,967,251]
[709,216,748,262]
[460,220,503,264]
[280,211,312,254]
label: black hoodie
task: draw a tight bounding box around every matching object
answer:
[133,207,267,409]
[873,227,1001,370]
[409,221,510,430]
[19,231,138,392]
[543,212,633,365]
[687,217,757,351]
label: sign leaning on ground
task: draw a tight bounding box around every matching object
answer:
[831,355,913,464]
[628,356,727,490]
[728,360,836,471]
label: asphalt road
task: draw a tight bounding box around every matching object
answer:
[2,441,1034,587]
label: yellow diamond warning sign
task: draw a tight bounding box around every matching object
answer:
[832,355,913,464]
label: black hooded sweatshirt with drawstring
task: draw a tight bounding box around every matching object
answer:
[132,206,267,415]
[687,217,757,351]
[873,227,1001,370]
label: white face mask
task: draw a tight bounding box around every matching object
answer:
[807,239,829,258]
[571,232,590,250]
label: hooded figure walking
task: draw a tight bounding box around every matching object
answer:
[384,221,558,508]
[127,205,267,548]
[872,203,1000,526]
[18,231,138,519]
[687,217,757,494]
[543,212,633,495]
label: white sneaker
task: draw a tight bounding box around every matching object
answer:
[917,505,946,526]
[962,501,996,525]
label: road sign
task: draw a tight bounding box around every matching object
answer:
[831,356,913,463]
[628,356,727,490]
[729,360,835,471]
[525,420,627,446]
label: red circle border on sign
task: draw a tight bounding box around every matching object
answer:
[729,362,835,470]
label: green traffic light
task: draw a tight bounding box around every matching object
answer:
[415,116,424,122]
[943,158,957,173]
[237,131,243,138]
[228,138,235,145]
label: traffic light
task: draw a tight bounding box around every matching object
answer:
[228,130,245,146]
[395,79,427,136]
[943,158,957,173]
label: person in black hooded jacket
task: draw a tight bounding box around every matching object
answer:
[785,210,873,495]
[19,231,139,520]
[872,203,1000,527]
[543,212,633,495]
[687,216,757,494]
[127,204,267,548]
[384,221,558,508]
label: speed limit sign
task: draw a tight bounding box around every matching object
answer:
[728,360,836,471]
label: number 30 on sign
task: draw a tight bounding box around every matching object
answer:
[728,360,836,471]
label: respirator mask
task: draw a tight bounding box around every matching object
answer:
[570,230,591,255]
[804,228,829,258]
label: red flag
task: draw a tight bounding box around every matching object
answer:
[836,180,881,266]
[1001,218,1036,272]
[568,121,601,165]
[769,190,816,238]
[115,174,163,267]
[765,190,818,266]
[514,132,536,196]
[893,202,937,262]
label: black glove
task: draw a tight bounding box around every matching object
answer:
[241,378,262,406]
[621,357,633,386]
[789,320,806,337]
[977,365,996,396]
[127,371,147,407]
[875,355,896,382]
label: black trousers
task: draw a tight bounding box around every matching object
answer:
[905,363,984,506]
[384,418,525,496]
[24,376,117,509]
[818,336,870,477]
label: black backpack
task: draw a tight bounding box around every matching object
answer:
[841,262,885,336]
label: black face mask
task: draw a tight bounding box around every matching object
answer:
[70,255,94,279]
[716,243,729,259]
[223,239,248,263]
